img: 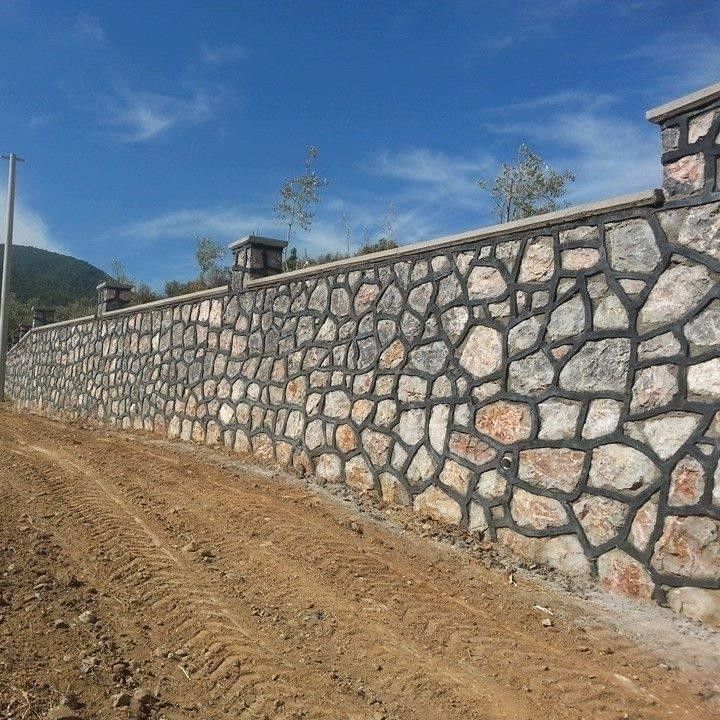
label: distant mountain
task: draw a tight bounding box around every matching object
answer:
[0,244,110,306]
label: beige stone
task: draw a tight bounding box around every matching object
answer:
[687,358,720,400]
[497,529,591,577]
[518,236,555,282]
[413,485,462,525]
[629,494,659,553]
[667,587,720,628]
[538,398,581,440]
[439,459,473,494]
[574,494,628,546]
[588,443,659,495]
[458,325,503,379]
[561,247,600,271]
[476,469,506,499]
[344,455,375,491]
[467,265,507,300]
[379,473,411,506]
[653,515,720,578]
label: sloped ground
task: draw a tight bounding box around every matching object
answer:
[0,407,718,720]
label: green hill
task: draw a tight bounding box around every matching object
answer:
[0,244,109,306]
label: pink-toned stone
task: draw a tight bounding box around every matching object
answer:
[336,424,358,453]
[497,529,591,577]
[668,456,705,506]
[561,247,600,271]
[511,488,568,530]
[629,495,659,553]
[664,153,705,197]
[467,265,507,300]
[413,485,462,525]
[448,432,496,466]
[597,549,654,599]
[517,447,585,493]
[474,401,533,444]
[688,109,718,143]
[354,283,380,314]
[630,364,678,412]
[652,515,720,578]
[551,344,572,359]
[573,494,628,546]
[379,339,406,369]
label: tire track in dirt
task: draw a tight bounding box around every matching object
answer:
[0,408,718,720]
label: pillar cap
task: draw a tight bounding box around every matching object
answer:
[646,81,720,124]
[228,235,287,252]
[97,280,133,291]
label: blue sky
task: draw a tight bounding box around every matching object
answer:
[0,0,719,290]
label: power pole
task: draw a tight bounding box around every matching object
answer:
[0,153,25,402]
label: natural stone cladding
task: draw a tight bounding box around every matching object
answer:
[8,82,720,626]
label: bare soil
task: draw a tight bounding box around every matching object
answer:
[0,406,718,720]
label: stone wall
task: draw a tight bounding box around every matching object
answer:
[7,83,720,625]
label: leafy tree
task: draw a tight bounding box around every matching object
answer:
[358,237,398,255]
[284,246,300,272]
[478,144,575,223]
[274,146,329,244]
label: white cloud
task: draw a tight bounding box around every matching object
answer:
[103,88,214,142]
[0,190,66,253]
[201,43,246,65]
[73,13,105,44]
[105,207,268,242]
[367,148,494,210]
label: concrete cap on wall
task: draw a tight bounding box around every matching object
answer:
[646,81,720,124]
[228,235,288,252]
[96,280,133,291]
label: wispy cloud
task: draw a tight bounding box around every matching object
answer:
[484,95,660,201]
[105,207,267,242]
[102,87,214,142]
[72,13,105,44]
[630,29,720,100]
[367,148,494,210]
[201,43,246,65]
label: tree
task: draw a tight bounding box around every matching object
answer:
[478,144,575,224]
[196,237,228,285]
[274,146,329,244]
[110,258,132,284]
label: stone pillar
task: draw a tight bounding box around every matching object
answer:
[228,235,288,291]
[647,81,720,201]
[96,281,133,316]
[31,306,53,328]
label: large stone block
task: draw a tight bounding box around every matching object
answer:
[413,485,462,525]
[518,447,585,493]
[597,549,654,599]
[511,488,568,530]
[518,236,555,282]
[652,515,720,579]
[588,443,659,495]
[573,494,629,546]
[474,400,533,444]
[458,325,503,379]
[659,202,720,262]
[667,587,720,628]
[559,338,630,392]
[663,154,705,198]
[604,219,661,272]
[497,529,591,577]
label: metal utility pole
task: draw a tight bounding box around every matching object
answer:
[0,153,24,402]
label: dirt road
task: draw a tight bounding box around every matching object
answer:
[0,407,718,720]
